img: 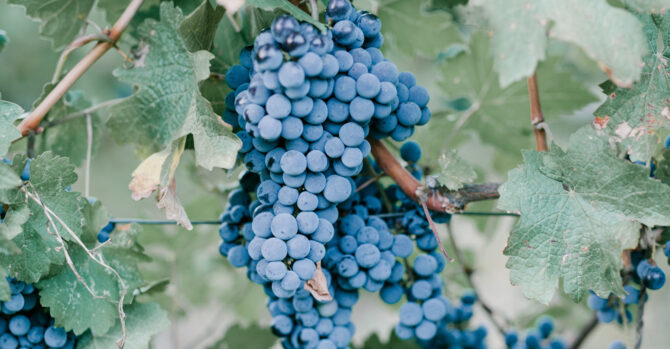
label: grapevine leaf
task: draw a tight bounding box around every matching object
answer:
[6,225,64,284]
[593,14,670,162]
[7,0,94,50]
[428,33,597,155]
[179,0,225,52]
[208,323,278,349]
[76,302,169,349]
[0,204,30,240]
[96,0,162,27]
[624,0,670,13]
[129,138,192,229]
[245,0,326,32]
[203,12,249,114]
[0,99,23,157]
[1,153,87,282]
[240,4,279,43]
[0,163,21,190]
[657,149,670,185]
[377,0,463,59]
[498,127,670,303]
[96,0,130,24]
[200,77,231,115]
[35,86,102,166]
[81,199,111,245]
[23,153,88,242]
[211,12,249,73]
[107,2,240,171]
[470,0,647,87]
[435,150,476,190]
[0,269,9,301]
[37,224,149,335]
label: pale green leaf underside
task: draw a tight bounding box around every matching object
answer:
[594,14,670,162]
[38,247,122,336]
[499,127,670,303]
[8,0,94,50]
[472,0,647,87]
[37,225,148,336]
[0,163,22,190]
[76,303,169,349]
[107,2,240,170]
[1,153,86,283]
[624,0,670,13]
[377,0,463,59]
[0,100,23,157]
[436,150,476,190]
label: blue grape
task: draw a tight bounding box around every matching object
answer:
[44,326,67,348]
[271,15,299,44]
[400,141,422,163]
[356,73,380,98]
[262,238,288,261]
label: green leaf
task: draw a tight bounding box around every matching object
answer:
[471,0,647,87]
[37,223,149,335]
[179,0,225,51]
[0,99,23,157]
[107,2,241,170]
[245,0,326,32]
[35,87,101,166]
[435,150,476,190]
[208,323,277,349]
[96,0,131,24]
[77,302,169,349]
[0,204,30,240]
[211,12,250,73]
[80,199,111,245]
[0,163,21,190]
[593,14,670,162]
[377,0,463,58]
[8,0,94,50]
[6,225,64,284]
[239,4,279,43]
[424,33,597,155]
[1,153,87,283]
[0,269,9,301]
[657,149,670,185]
[498,127,670,303]
[624,0,670,13]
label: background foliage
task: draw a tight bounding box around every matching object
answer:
[0,0,670,348]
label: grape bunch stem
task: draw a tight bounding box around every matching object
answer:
[368,138,501,212]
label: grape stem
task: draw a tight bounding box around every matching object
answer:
[634,285,647,349]
[368,138,501,212]
[16,0,145,137]
[569,313,598,349]
[445,221,508,337]
[527,72,549,152]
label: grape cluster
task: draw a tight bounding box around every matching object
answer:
[214,1,491,347]
[504,316,567,349]
[219,0,432,313]
[1,279,76,349]
[586,287,637,324]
